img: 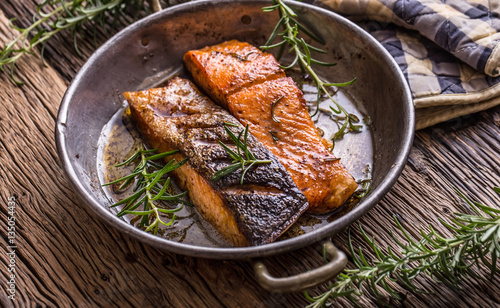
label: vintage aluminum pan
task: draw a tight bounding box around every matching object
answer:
[56,0,414,260]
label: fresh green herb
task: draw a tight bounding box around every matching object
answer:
[212,124,272,184]
[261,0,361,147]
[330,108,362,149]
[103,146,189,235]
[353,178,372,200]
[0,0,147,84]
[305,187,500,307]
[353,164,372,199]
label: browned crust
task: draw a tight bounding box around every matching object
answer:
[183,39,286,109]
[123,89,249,246]
[123,78,308,246]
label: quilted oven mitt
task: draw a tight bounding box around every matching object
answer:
[315,0,500,129]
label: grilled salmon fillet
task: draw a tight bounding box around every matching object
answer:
[124,77,308,246]
[184,40,358,213]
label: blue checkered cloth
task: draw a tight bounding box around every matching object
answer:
[316,0,500,128]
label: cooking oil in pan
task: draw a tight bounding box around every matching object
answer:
[97,67,373,247]
[97,105,232,247]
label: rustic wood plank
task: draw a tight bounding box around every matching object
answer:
[0,1,499,308]
[0,0,148,84]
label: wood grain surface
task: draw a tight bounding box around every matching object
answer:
[1,1,499,307]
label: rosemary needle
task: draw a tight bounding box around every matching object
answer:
[212,124,272,184]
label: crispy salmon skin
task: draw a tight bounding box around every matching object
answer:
[184,40,358,213]
[123,77,308,246]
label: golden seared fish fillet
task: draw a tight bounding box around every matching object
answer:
[124,77,308,246]
[184,40,358,213]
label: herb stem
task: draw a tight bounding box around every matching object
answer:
[212,124,272,184]
[1,0,146,84]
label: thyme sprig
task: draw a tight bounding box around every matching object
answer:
[305,187,500,307]
[261,0,361,146]
[0,0,147,84]
[103,146,189,235]
[212,124,272,184]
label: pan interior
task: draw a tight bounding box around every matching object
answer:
[96,69,374,247]
[57,0,413,259]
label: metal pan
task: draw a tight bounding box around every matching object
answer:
[55,0,414,291]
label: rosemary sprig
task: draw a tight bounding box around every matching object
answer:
[261,0,361,146]
[305,187,500,307]
[212,124,272,184]
[0,0,147,84]
[103,146,189,235]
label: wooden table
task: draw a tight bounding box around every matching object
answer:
[1,1,499,307]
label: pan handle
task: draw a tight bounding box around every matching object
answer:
[252,238,347,293]
[148,0,162,12]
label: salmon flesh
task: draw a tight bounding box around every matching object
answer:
[124,77,308,246]
[184,40,358,213]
